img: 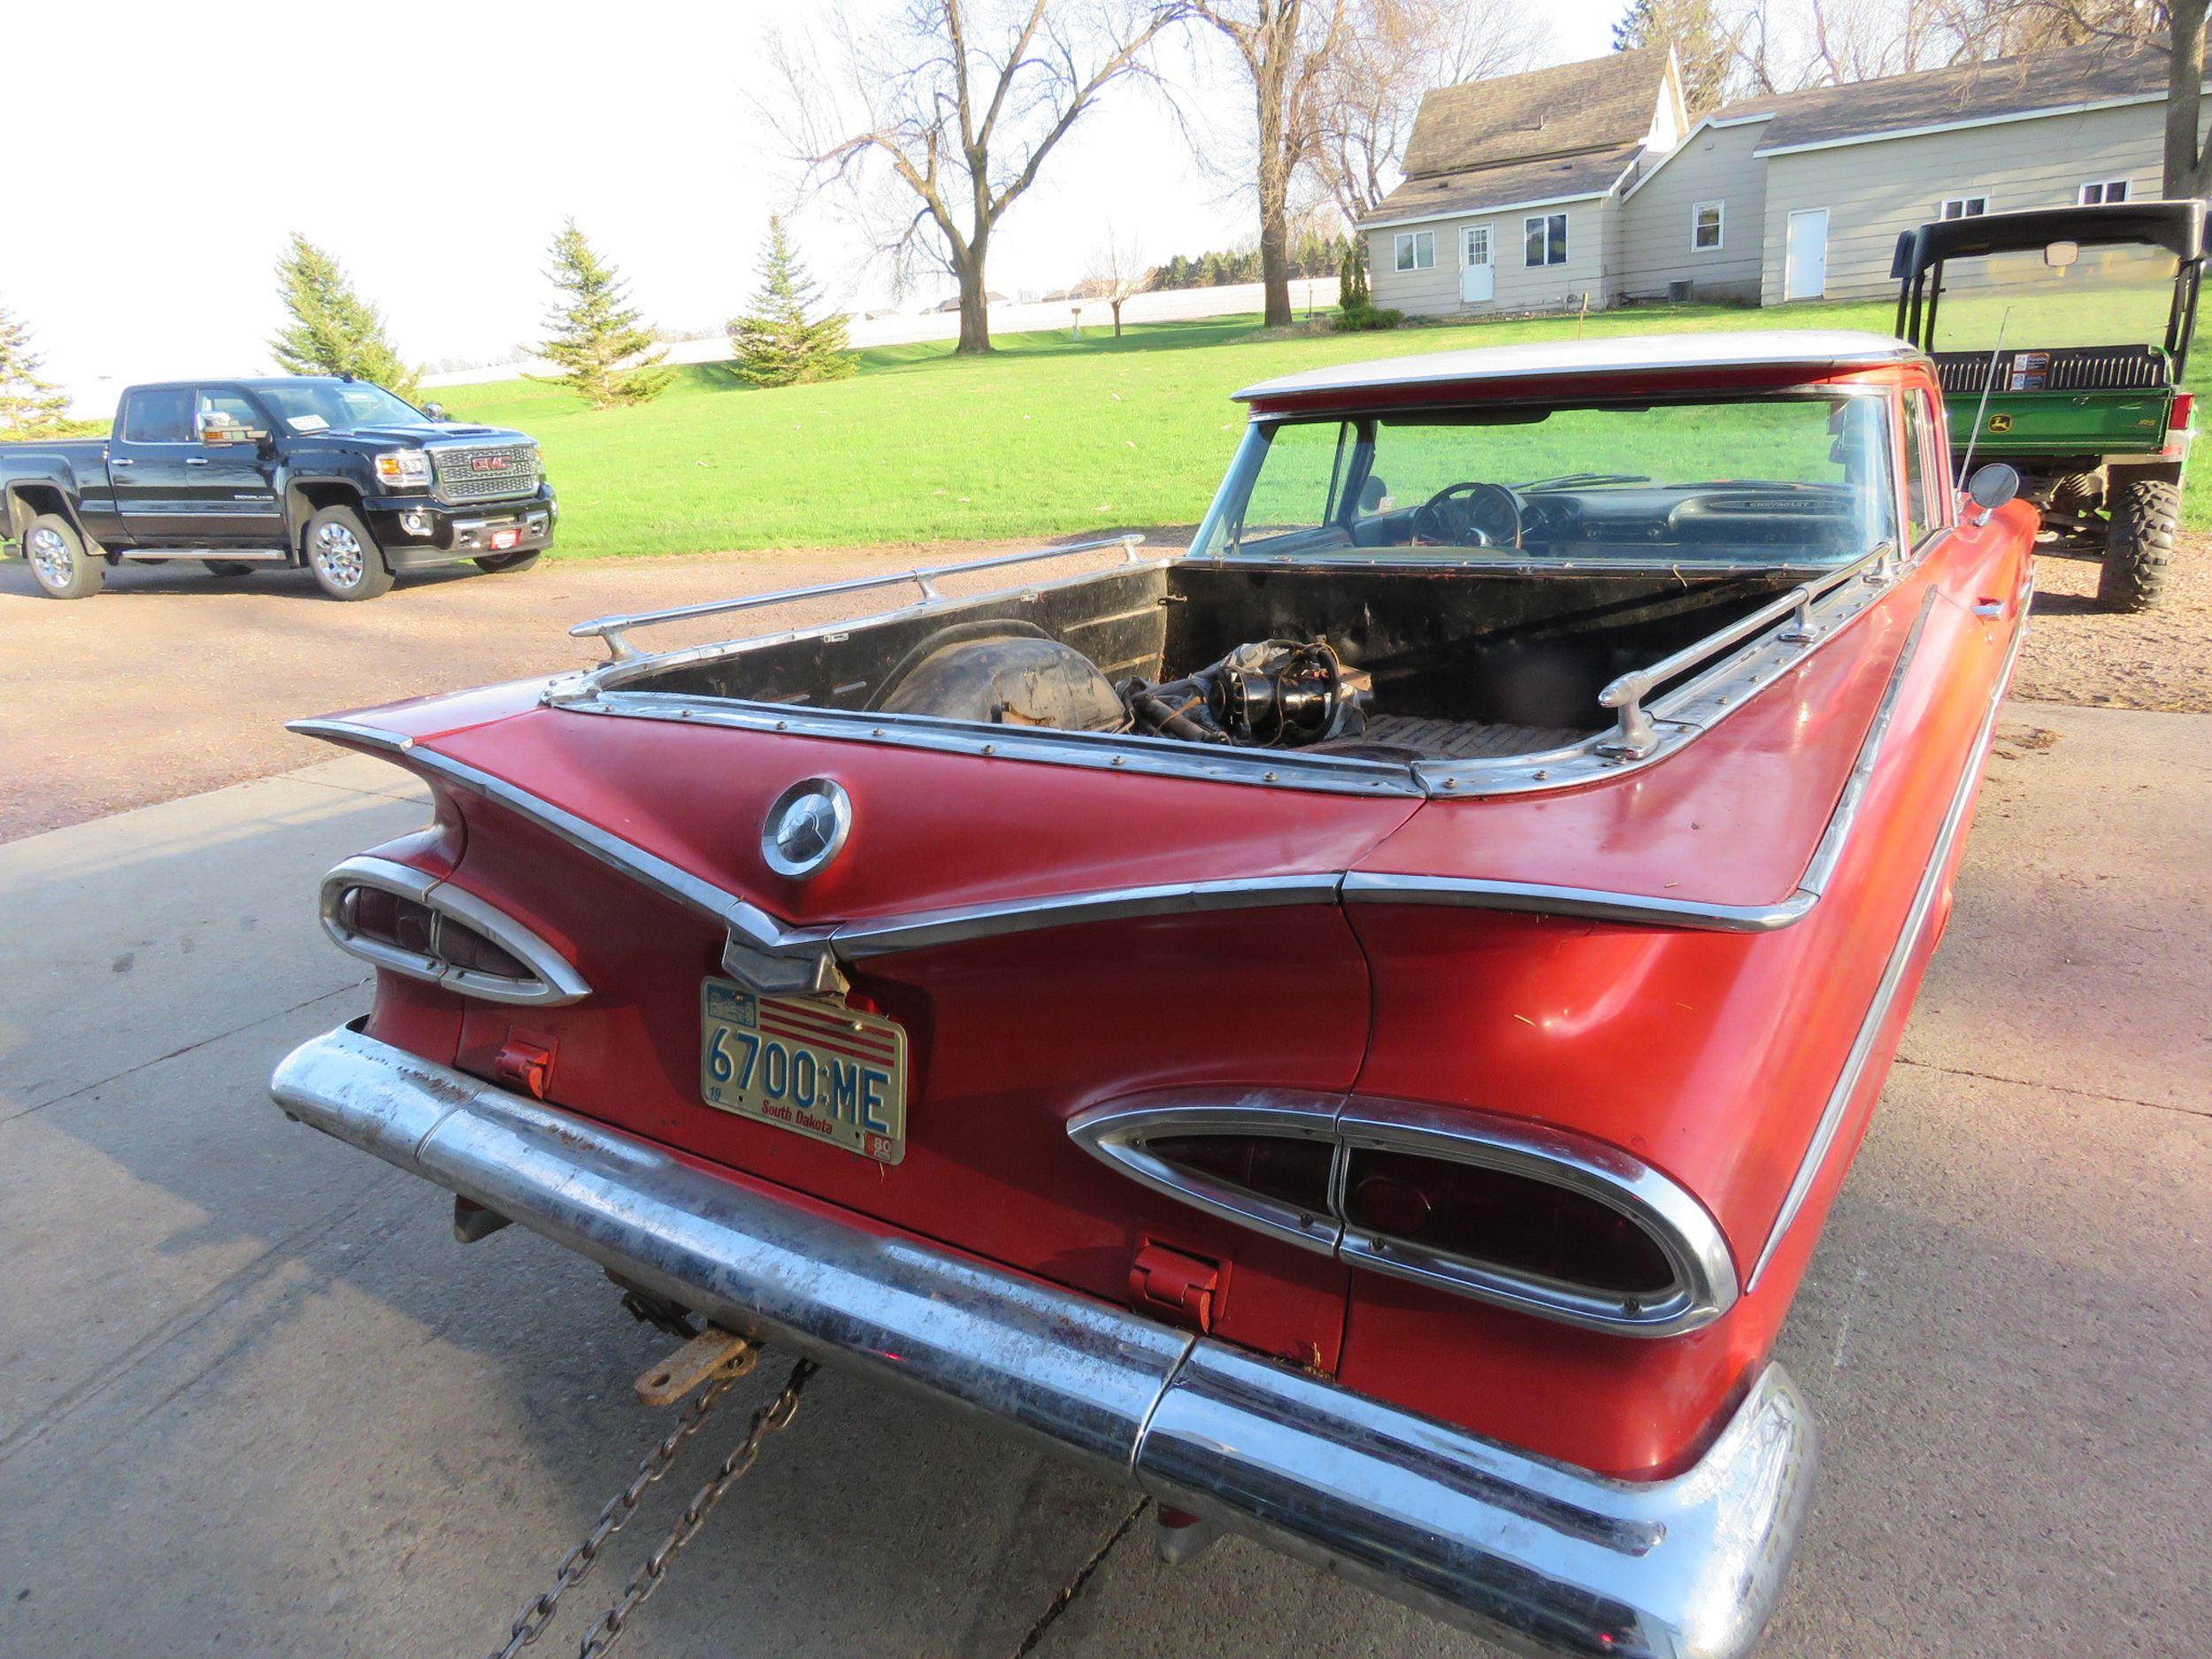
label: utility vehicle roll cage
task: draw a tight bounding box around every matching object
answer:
[1890,199,2207,374]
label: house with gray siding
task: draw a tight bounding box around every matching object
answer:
[1363,40,2202,319]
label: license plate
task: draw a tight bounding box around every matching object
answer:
[488,526,522,550]
[699,979,907,1164]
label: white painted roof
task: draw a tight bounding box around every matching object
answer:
[1233,330,1919,403]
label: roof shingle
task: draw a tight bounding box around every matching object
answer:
[1726,38,2170,150]
[1400,49,1667,178]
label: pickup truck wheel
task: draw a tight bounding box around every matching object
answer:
[2097,475,2180,613]
[473,550,541,573]
[23,512,104,599]
[304,506,394,601]
[202,559,257,578]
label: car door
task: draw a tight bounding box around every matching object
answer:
[188,388,287,548]
[107,386,198,545]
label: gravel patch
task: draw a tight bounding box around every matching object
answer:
[2015,534,2212,712]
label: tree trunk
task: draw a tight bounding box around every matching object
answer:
[1259,204,1292,327]
[2166,0,2211,198]
[1110,299,1125,337]
[955,251,993,356]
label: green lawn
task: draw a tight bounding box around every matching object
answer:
[434,297,2209,558]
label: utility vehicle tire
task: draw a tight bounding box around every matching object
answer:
[472,549,541,573]
[303,505,394,601]
[2097,474,2180,612]
[22,511,104,599]
[202,559,257,578]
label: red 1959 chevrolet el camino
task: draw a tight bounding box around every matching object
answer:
[272,330,2032,1658]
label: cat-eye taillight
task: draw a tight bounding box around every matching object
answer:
[319,855,588,1007]
[1070,1093,1737,1337]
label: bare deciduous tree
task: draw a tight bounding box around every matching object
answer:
[1311,0,1550,227]
[1084,228,1152,334]
[1189,0,1349,327]
[765,0,1186,356]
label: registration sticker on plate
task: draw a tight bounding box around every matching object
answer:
[699,979,907,1164]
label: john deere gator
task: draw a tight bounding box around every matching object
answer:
[1893,198,2202,611]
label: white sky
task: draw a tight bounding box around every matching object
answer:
[4,0,1618,416]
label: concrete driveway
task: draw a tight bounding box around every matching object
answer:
[1,703,2206,1657]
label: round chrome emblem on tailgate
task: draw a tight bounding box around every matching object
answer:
[762,779,852,879]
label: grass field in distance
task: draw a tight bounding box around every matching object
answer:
[434,296,2210,560]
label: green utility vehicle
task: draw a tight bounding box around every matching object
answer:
[1893,199,2202,610]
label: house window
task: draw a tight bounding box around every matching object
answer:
[1524,212,1568,267]
[1692,200,1724,251]
[1463,225,1491,266]
[2079,178,2130,205]
[1394,230,1434,272]
[1939,195,1989,219]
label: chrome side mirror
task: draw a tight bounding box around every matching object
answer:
[1965,462,2020,524]
[422,401,448,423]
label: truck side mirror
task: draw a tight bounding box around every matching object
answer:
[422,402,448,422]
[1964,463,2020,523]
[2044,241,2079,270]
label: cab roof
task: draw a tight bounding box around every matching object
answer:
[1233,330,1922,404]
[1894,199,2205,275]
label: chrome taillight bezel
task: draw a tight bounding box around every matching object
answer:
[319,855,590,1008]
[1069,1092,1739,1338]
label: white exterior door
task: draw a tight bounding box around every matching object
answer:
[1460,226,1494,303]
[1785,209,1829,301]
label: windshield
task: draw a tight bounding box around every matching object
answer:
[1195,393,1898,567]
[1931,243,2180,352]
[256,380,430,435]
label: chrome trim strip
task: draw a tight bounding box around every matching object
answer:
[288,718,826,965]
[272,1023,1817,1659]
[318,854,592,1008]
[557,691,1425,798]
[1070,1091,1738,1337]
[1345,588,1942,933]
[1746,595,2029,1289]
[834,874,1345,958]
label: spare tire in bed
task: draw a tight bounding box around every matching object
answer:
[873,628,1126,731]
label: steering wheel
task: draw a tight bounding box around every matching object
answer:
[1412,481,1523,549]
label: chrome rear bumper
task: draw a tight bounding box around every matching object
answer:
[272,1025,1817,1659]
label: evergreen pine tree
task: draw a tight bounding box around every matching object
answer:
[0,307,79,438]
[726,218,856,388]
[531,219,672,410]
[269,234,421,400]
[1613,0,1734,113]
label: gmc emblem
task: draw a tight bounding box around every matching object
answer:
[469,454,512,472]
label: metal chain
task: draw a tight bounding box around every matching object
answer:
[487,1370,749,1659]
[572,1358,819,1659]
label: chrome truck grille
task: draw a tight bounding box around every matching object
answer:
[433,443,542,503]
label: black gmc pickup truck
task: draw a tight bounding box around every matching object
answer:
[0,376,556,599]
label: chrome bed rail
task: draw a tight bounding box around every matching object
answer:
[1596,541,1897,758]
[570,534,1149,661]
